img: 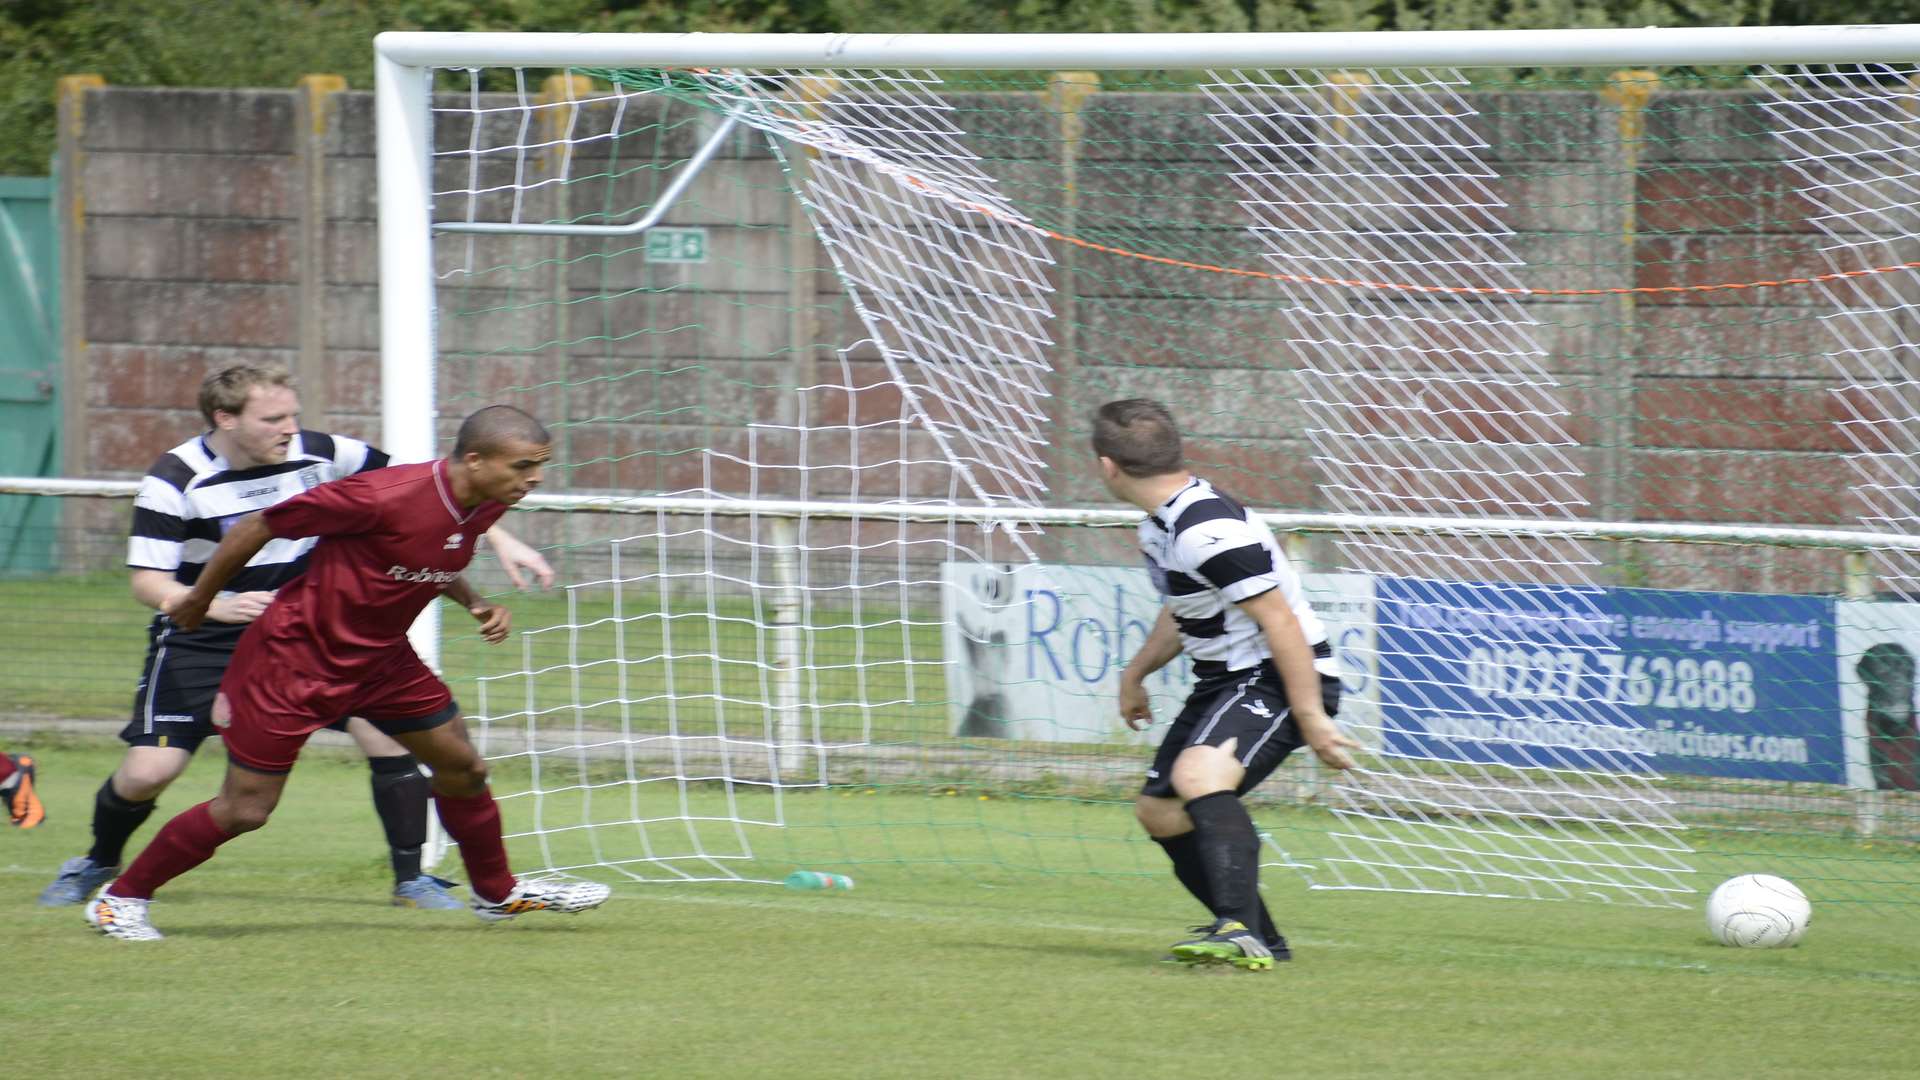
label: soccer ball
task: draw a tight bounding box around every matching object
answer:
[1705,874,1810,948]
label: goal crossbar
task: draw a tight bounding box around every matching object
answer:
[373,25,1920,70]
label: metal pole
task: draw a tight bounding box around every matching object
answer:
[376,26,1920,71]
[11,477,1920,555]
[1843,550,1883,837]
[375,51,444,673]
[770,518,805,778]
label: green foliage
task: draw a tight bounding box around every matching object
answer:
[0,0,831,174]
[3,0,1918,173]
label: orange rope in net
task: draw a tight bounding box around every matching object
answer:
[1040,227,1920,298]
[915,178,1920,298]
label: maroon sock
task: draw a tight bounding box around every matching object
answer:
[433,789,516,903]
[113,801,236,900]
[0,753,16,785]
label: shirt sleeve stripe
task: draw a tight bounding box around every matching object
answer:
[1173,520,1266,564]
[127,535,183,571]
[331,433,371,474]
[1220,579,1278,604]
[1172,611,1228,639]
[132,475,188,516]
[298,430,337,463]
[1162,569,1210,596]
[1172,499,1245,533]
[1197,543,1276,592]
[130,504,187,542]
[146,453,196,493]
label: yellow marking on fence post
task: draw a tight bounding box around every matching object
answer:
[55,74,104,479]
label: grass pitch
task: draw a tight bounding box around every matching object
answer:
[7,736,1920,1079]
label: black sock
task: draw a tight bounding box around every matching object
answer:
[1184,791,1264,936]
[1156,829,1284,945]
[88,778,157,867]
[368,754,428,886]
[1254,899,1283,948]
[1154,831,1217,916]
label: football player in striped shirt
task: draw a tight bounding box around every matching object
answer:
[1096,399,1357,970]
[39,364,552,911]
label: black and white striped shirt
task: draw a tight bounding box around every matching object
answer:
[1138,476,1330,675]
[128,430,389,647]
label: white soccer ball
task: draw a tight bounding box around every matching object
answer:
[1705,874,1810,948]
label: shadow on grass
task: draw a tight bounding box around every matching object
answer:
[955,938,1168,967]
[140,917,612,940]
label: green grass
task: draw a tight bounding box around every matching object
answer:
[445,588,952,745]
[0,571,152,716]
[8,570,1920,910]
[9,735,1920,1079]
[0,572,955,742]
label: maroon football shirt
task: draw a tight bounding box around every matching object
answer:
[254,459,508,673]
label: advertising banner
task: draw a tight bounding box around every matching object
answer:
[1612,588,1840,784]
[1373,576,1639,772]
[941,562,1377,746]
[945,563,1849,785]
[1373,578,1842,783]
[1835,600,1920,791]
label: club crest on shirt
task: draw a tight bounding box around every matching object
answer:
[296,464,326,491]
[443,532,464,550]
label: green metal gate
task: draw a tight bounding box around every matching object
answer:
[0,176,60,575]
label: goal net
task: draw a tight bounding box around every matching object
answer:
[378,29,1920,908]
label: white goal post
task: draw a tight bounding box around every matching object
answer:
[361,25,1920,903]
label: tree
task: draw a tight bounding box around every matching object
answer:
[4,0,1915,175]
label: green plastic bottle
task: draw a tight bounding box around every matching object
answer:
[784,870,855,891]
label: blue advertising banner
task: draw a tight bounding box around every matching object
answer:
[1613,588,1840,784]
[1376,578,1843,784]
[1375,577,1641,773]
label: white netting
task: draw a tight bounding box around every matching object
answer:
[1194,68,1689,903]
[1760,65,1920,596]
[715,69,1061,519]
[412,54,1920,902]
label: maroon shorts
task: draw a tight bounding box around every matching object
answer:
[220,631,457,774]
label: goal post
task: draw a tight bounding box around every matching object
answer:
[371,25,1920,908]
[370,26,1920,71]
[375,46,443,672]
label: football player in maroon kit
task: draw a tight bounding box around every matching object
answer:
[85,406,611,940]
[0,750,43,828]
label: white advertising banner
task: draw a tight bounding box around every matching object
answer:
[1834,600,1920,792]
[942,561,1378,747]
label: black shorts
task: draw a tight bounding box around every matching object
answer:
[1141,662,1342,800]
[120,625,348,754]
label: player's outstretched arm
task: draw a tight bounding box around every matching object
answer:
[1238,588,1357,770]
[132,569,274,624]
[163,513,276,631]
[1118,608,1183,731]
[443,574,511,645]
[483,525,554,590]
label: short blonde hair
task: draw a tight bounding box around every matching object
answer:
[199,364,296,425]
